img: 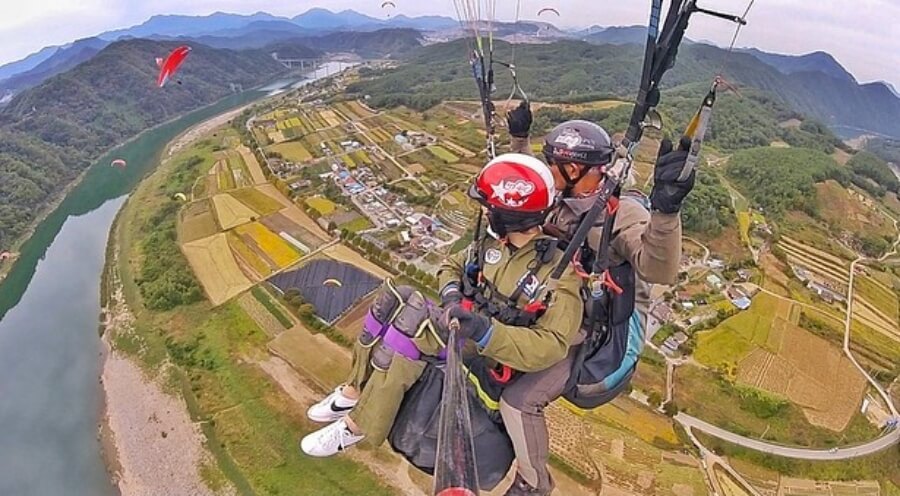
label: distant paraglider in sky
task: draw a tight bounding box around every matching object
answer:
[537,7,560,17]
[156,45,191,88]
[323,278,343,288]
[110,159,127,169]
[173,193,188,202]
[381,1,396,17]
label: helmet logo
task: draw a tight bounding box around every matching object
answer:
[491,178,535,208]
[554,127,589,149]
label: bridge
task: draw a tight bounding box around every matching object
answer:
[270,53,323,70]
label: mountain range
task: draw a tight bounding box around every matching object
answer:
[0,8,898,139]
[0,40,286,252]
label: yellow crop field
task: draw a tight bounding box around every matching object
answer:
[211,193,257,230]
[182,233,253,306]
[227,232,272,278]
[231,187,283,216]
[319,110,343,128]
[588,397,679,446]
[234,222,301,268]
[268,141,313,163]
[305,196,336,216]
[737,211,751,245]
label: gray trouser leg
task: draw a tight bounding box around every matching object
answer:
[499,347,576,492]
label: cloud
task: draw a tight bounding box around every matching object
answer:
[0,0,897,89]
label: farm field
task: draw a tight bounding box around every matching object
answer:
[237,145,267,185]
[227,231,273,278]
[427,145,459,163]
[211,193,257,230]
[182,233,254,306]
[234,222,301,269]
[694,292,792,368]
[230,187,284,216]
[267,141,313,163]
[546,402,706,495]
[305,196,336,216]
[278,204,331,243]
[586,397,680,446]
[676,365,875,446]
[321,244,391,279]
[178,199,218,243]
[215,159,236,190]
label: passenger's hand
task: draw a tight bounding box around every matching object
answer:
[439,305,491,344]
[439,281,463,307]
[507,100,532,138]
[650,136,695,214]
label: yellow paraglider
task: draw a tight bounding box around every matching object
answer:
[323,278,343,288]
[173,193,188,201]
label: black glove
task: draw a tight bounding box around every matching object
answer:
[438,305,492,344]
[506,100,532,138]
[650,136,695,214]
[439,281,463,307]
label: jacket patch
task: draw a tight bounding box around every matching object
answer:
[484,248,502,265]
[516,272,541,299]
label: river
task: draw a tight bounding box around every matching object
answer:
[0,62,345,494]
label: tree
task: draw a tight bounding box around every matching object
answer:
[387,239,401,250]
[662,401,680,417]
[648,391,663,408]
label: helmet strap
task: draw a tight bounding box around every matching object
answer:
[555,161,590,197]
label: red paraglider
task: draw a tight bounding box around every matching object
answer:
[156,45,191,88]
[110,159,127,169]
[537,7,560,16]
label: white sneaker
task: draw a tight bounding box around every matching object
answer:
[300,419,365,457]
[307,386,358,423]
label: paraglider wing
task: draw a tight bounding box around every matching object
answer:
[110,159,127,169]
[174,193,188,201]
[537,7,560,16]
[322,278,343,288]
[157,45,191,88]
[381,1,396,8]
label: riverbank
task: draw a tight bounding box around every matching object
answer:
[100,239,231,495]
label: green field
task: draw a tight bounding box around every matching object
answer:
[305,196,336,216]
[230,188,283,216]
[267,141,313,163]
[340,216,373,233]
[427,145,459,163]
[675,365,878,447]
[694,293,786,368]
[250,286,292,328]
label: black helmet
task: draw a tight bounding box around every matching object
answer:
[543,120,615,194]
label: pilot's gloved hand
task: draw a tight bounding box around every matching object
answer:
[650,136,695,214]
[507,100,532,138]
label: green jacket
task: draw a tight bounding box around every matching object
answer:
[438,235,584,373]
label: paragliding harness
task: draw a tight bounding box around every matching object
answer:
[546,0,751,409]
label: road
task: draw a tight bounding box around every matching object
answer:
[676,413,899,460]
[844,256,899,418]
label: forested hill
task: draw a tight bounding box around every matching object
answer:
[0,39,286,252]
[349,39,900,139]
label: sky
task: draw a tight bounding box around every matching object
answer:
[0,0,898,89]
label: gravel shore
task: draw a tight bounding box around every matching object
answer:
[101,247,232,496]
